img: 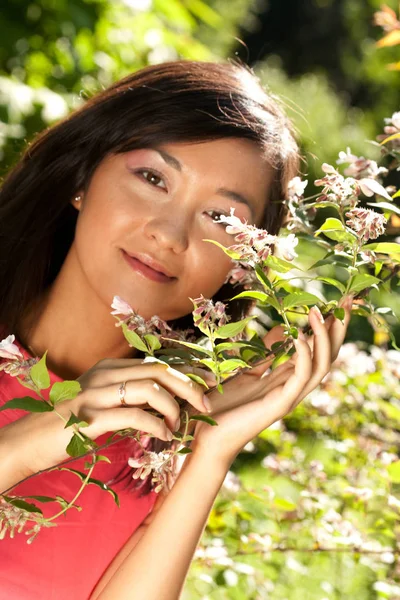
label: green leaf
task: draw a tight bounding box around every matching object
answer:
[218,358,248,373]
[273,497,297,511]
[254,264,272,289]
[0,396,53,413]
[265,255,298,273]
[231,290,271,303]
[22,495,57,503]
[49,380,81,405]
[189,414,218,426]
[361,242,400,257]
[215,316,255,339]
[388,461,400,483]
[58,468,120,507]
[186,373,209,389]
[316,277,346,293]
[367,201,400,216]
[349,274,380,294]
[121,323,148,353]
[30,351,50,390]
[198,358,218,375]
[283,292,322,309]
[202,238,242,259]
[334,308,345,322]
[144,334,161,352]
[315,218,357,244]
[4,497,43,514]
[178,447,193,454]
[161,339,213,358]
[66,433,90,457]
[64,411,89,429]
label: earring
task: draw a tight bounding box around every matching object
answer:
[74,194,82,202]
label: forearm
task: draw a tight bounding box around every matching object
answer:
[92,450,229,600]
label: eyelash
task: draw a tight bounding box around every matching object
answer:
[135,168,231,226]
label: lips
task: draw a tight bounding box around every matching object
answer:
[122,250,176,283]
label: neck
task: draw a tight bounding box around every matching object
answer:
[21,249,137,380]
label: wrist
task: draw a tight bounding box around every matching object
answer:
[189,441,235,475]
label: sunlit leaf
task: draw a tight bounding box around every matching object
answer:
[121,324,148,353]
[349,274,380,294]
[49,380,81,405]
[283,292,322,309]
[215,317,255,339]
[30,351,50,390]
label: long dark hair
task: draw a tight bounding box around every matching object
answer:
[0,60,299,494]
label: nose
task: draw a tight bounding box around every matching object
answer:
[143,216,189,254]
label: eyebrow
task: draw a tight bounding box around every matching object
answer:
[154,147,255,216]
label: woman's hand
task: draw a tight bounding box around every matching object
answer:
[189,297,353,468]
[72,359,209,442]
[4,360,209,484]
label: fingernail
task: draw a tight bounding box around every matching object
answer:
[203,395,212,412]
[298,330,306,341]
[166,429,174,441]
[174,417,181,430]
[312,306,324,323]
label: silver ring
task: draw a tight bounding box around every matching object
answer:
[118,381,127,406]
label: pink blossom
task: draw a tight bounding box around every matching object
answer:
[214,209,279,267]
[315,163,360,209]
[337,148,388,180]
[128,451,174,493]
[345,208,387,242]
[0,335,23,361]
[192,295,229,329]
[384,111,400,131]
[225,265,257,288]
[110,296,134,316]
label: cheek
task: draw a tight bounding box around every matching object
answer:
[187,243,233,296]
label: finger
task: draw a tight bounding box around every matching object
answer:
[87,362,208,413]
[280,332,312,407]
[85,405,174,442]
[330,296,353,360]
[83,379,181,433]
[297,306,331,399]
[248,325,286,377]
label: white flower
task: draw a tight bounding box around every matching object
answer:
[274,233,299,261]
[287,176,308,198]
[384,111,400,130]
[0,335,23,360]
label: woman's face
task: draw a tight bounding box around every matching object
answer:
[71,138,272,320]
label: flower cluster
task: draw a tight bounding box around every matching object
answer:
[337,148,388,180]
[346,207,387,243]
[0,334,38,383]
[215,209,298,267]
[128,450,175,494]
[111,296,193,343]
[192,295,229,330]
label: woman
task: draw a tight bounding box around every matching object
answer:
[0,61,352,599]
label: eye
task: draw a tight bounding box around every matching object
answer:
[204,209,229,225]
[136,169,167,190]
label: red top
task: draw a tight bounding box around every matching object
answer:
[0,339,158,600]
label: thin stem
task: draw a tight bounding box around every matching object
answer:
[45,455,97,523]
